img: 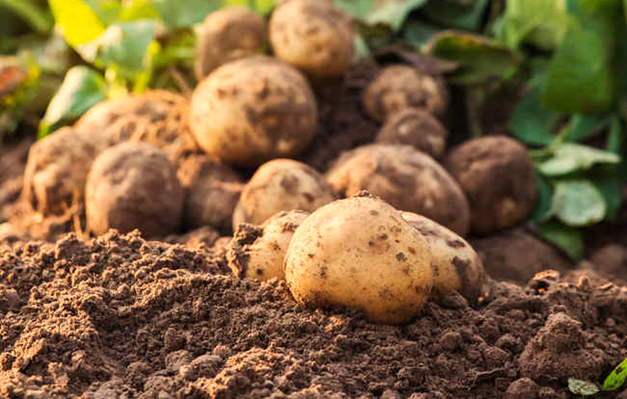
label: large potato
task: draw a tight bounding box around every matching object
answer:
[227,210,309,282]
[232,159,335,229]
[22,127,110,215]
[445,136,537,234]
[195,7,268,79]
[363,64,449,122]
[400,212,485,302]
[85,142,184,238]
[284,193,434,325]
[326,144,470,236]
[189,56,318,168]
[269,0,354,78]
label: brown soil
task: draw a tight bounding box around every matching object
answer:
[1,60,627,398]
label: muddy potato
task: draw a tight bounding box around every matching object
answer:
[363,64,449,123]
[284,193,433,325]
[22,127,110,215]
[190,56,318,168]
[195,7,267,80]
[269,0,354,78]
[445,136,537,235]
[375,108,448,159]
[326,144,470,236]
[401,212,485,302]
[227,210,309,281]
[177,154,243,234]
[233,159,335,229]
[85,142,184,238]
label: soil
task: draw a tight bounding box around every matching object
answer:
[1,59,627,398]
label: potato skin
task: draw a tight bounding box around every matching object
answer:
[22,127,110,215]
[444,136,537,235]
[363,65,449,122]
[284,194,434,325]
[85,142,184,238]
[376,108,448,159]
[233,159,335,229]
[190,56,318,168]
[326,144,470,236]
[195,7,268,80]
[269,0,354,78]
[227,210,309,281]
[401,212,485,302]
[177,154,243,234]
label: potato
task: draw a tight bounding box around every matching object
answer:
[400,212,485,302]
[363,64,449,122]
[326,144,470,236]
[269,0,354,78]
[22,127,110,215]
[444,136,537,234]
[195,7,268,80]
[189,56,318,168]
[284,193,433,325]
[85,142,184,238]
[233,159,335,229]
[227,210,309,281]
[177,154,244,234]
[375,108,448,159]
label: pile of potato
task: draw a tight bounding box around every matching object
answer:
[21,0,539,325]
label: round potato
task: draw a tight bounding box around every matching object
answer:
[233,159,335,229]
[22,127,110,215]
[269,0,354,78]
[326,144,470,236]
[401,212,485,302]
[375,108,448,159]
[444,135,537,234]
[227,210,309,281]
[189,56,318,168]
[177,154,243,234]
[85,142,184,238]
[363,64,449,122]
[195,7,267,80]
[284,193,434,325]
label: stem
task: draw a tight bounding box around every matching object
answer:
[0,0,53,34]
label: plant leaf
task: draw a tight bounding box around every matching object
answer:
[539,221,584,260]
[538,143,620,176]
[224,0,276,15]
[426,31,521,85]
[153,0,220,28]
[48,0,106,47]
[551,179,606,227]
[365,0,428,31]
[500,0,571,49]
[332,0,374,20]
[39,66,107,136]
[594,178,621,222]
[568,378,600,396]
[603,358,627,391]
[422,0,490,32]
[568,114,613,142]
[530,174,554,222]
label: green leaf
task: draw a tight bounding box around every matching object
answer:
[538,143,620,176]
[48,0,106,47]
[402,20,441,49]
[0,0,53,34]
[568,114,613,142]
[510,74,563,146]
[426,31,521,85]
[119,0,160,21]
[224,0,276,15]
[568,378,600,396]
[153,0,220,28]
[530,174,554,222]
[500,0,571,49]
[604,358,627,391]
[540,221,585,260]
[366,0,429,31]
[606,117,623,154]
[40,66,107,136]
[595,178,621,222]
[551,179,606,227]
[332,0,374,20]
[422,0,490,32]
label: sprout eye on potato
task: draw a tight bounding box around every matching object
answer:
[85,142,184,238]
[189,56,318,168]
[269,0,354,79]
[233,158,336,229]
[326,144,470,236]
[363,64,449,123]
[195,7,268,80]
[227,210,309,282]
[284,193,434,325]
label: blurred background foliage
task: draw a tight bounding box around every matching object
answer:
[1,0,627,259]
